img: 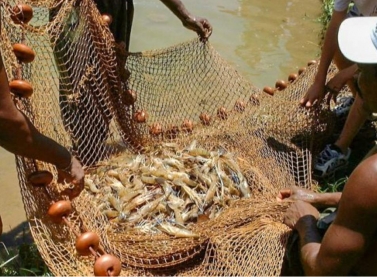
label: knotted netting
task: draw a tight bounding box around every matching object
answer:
[1,0,339,275]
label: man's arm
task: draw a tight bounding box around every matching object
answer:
[277,186,342,208]
[287,155,377,275]
[300,9,347,107]
[159,0,212,40]
[0,54,84,195]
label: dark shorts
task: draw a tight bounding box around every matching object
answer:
[93,0,134,49]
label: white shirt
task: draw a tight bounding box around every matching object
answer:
[334,0,377,16]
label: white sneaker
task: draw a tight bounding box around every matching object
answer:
[314,144,351,178]
[332,96,354,118]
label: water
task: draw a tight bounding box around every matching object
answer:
[0,0,322,235]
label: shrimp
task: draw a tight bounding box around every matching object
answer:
[103,209,119,219]
[84,178,100,194]
[108,195,122,212]
[105,176,124,191]
[182,206,199,223]
[167,201,184,225]
[107,169,120,179]
[157,221,199,238]
[188,148,211,158]
[203,179,217,209]
[173,179,203,208]
[122,191,156,214]
[218,171,241,197]
[184,140,197,152]
[127,194,165,223]
[119,188,142,203]
[140,175,158,185]
[163,158,184,170]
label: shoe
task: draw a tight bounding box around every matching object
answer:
[314,144,351,178]
[332,96,355,118]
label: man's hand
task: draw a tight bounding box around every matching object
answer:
[325,68,354,105]
[57,156,85,199]
[300,81,326,108]
[182,16,212,40]
[277,186,317,204]
[283,200,320,230]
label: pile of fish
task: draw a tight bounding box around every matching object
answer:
[85,141,251,238]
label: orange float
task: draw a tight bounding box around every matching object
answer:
[9,80,33,98]
[101,14,113,26]
[288,73,298,83]
[275,80,287,91]
[93,254,122,276]
[149,122,163,136]
[249,94,260,106]
[47,200,72,223]
[234,100,246,112]
[298,67,306,75]
[13,43,36,63]
[217,107,228,120]
[263,86,275,96]
[181,119,194,133]
[307,60,317,66]
[199,113,211,125]
[10,4,33,24]
[76,232,100,256]
[27,170,53,187]
[133,110,147,123]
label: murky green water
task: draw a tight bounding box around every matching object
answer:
[0,0,322,233]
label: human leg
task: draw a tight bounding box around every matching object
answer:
[314,94,368,177]
[334,94,369,153]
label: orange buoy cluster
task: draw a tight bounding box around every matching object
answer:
[27,169,122,276]
[146,92,260,139]
[14,6,121,274]
[9,4,35,98]
[262,59,317,96]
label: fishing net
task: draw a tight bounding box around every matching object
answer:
[0,0,341,276]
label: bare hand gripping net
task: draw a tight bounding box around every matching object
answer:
[1,0,338,276]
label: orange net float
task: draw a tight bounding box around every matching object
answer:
[263,86,275,96]
[149,122,163,137]
[9,79,33,98]
[76,232,100,256]
[234,100,246,112]
[288,73,298,83]
[133,110,147,123]
[181,119,194,133]
[94,254,122,277]
[13,43,36,63]
[298,67,306,75]
[199,113,211,126]
[47,200,72,224]
[275,80,288,91]
[10,4,33,24]
[217,107,228,120]
[307,60,317,66]
[101,14,113,26]
[249,94,260,106]
[27,170,54,187]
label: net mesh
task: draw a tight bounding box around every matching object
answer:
[1,0,340,275]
